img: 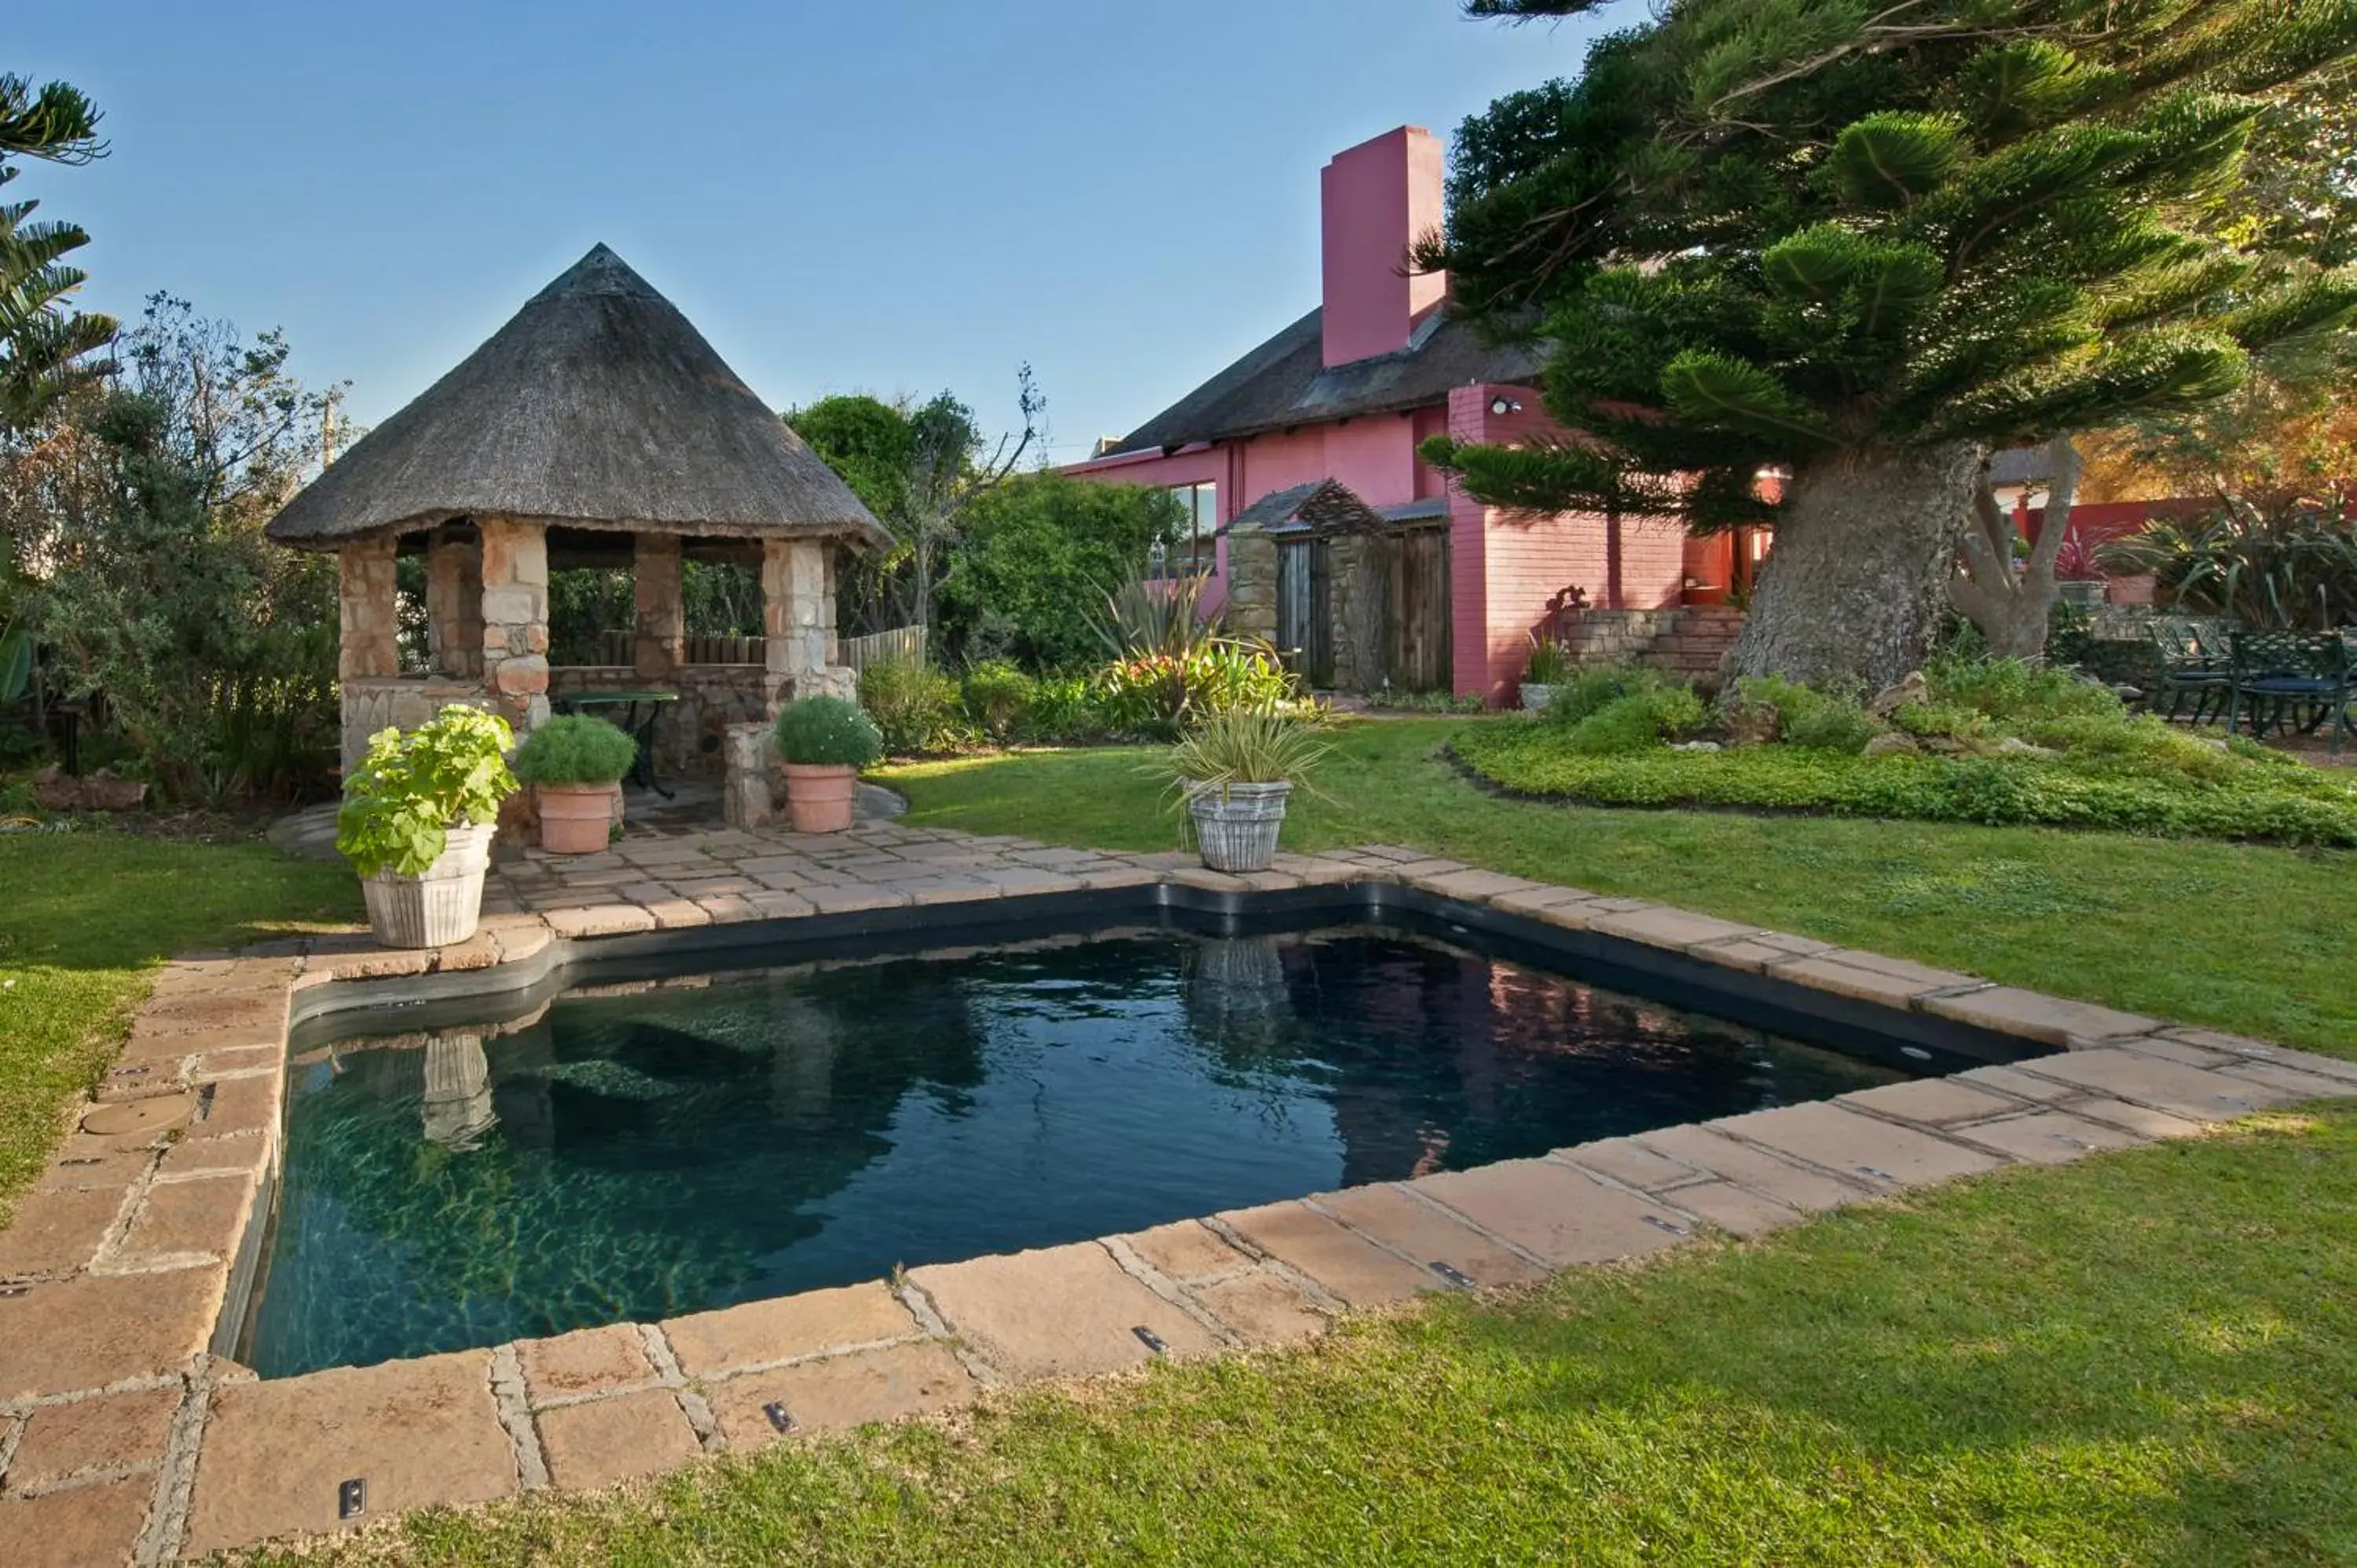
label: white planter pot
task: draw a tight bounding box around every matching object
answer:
[1521,683,1560,712]
[361,822,497,949]
[2056,579,2108,606]
[1188,781,1292,874]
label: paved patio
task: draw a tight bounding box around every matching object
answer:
[4,816,2355,1564]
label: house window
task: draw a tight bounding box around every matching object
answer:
[1153,482,1219,577]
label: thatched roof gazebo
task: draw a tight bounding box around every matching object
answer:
[269,244,889,773]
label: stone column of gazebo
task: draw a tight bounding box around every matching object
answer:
[270,244,889,828]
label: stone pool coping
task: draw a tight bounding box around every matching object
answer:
[3,823,2355,1564]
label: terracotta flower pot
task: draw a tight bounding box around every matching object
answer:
[783,763,858,833]
[537,782,621,854]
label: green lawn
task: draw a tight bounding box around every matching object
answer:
[257,1108,2357,1566]
[0,834,356,1223]
[881,718,2357,1060]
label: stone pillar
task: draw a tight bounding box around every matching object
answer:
[479,517,551,736]
[425,529,484,679]
[1223,526,1278,645]
[763,537,852,712]
[338,536,400,681]
[723,721,777,829]
[634,533,684,680]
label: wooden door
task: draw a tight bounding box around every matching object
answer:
[1276,537,1333,687]
[1385,526,1452,691]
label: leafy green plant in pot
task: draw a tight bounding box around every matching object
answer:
[511,715,638,854]
[335,705,519,948]
[773,696,882,833]
[1165,710,1332,873]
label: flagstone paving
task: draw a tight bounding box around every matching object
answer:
[4,812,2355,1561]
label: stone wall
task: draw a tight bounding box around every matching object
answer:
[340,677,489,771]
[1328,533,1387,694]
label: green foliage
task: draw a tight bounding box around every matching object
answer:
[509,715,637,787]
[2099,493,2357,628]
[1562,686,1708,754]
[1457,719,2357,844]
[856,658,964,755]
[15,301,347,802]
[1731,676,1883,754]
[937,474,1182,669]
[1167,709,1333,789]
[1366,687,1488,714]
[1923,655,2124,722]
[1090,573,1219,661]
[335,707,517,878]
[1538,663,1668,726]
[1017,675,1110,744]
[773,696,883,769]
[1091,642,1301,742]
[1523,637,1577,686]
[959,661,1037,742]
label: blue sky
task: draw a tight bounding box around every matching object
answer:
[15,2,1605,462]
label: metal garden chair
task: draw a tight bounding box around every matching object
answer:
[2148,617,2231,723]
[2224,628,2353,756]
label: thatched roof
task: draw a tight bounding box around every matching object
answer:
[268,245,889,550]
[1098,302,1543,459]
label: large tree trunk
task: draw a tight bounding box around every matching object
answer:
[1728,441,1983,691]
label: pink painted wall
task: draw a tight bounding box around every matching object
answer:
[1321,127,1448,368]
[1444,385,1684,704]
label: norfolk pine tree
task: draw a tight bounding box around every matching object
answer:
[1421,0,2357,689]
[1,74,112,430]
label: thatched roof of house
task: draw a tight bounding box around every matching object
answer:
[268,245,889,551]
[1100,302,1542,459]
[1217,478,1388,537]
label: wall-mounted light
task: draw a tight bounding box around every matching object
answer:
[1489,397,1523,416]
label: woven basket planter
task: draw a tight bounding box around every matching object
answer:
[361,822,497,949]
[1520,683,1560,713]
[1187,781,1293,874]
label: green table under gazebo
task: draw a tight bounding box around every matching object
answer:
[555,688,681,797]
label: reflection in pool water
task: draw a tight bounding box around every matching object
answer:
[246,927,1904,1376]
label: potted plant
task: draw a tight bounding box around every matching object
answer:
[1522,636,1576,711]
[774,695,882,833]
[511,714,637,854]
[1166,710,1332,874]
[2053,527,2110,605]
[335,705,519,948]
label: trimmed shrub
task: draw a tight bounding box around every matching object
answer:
[510,715,638,786]
[774,697,883,768]
[961,661,1039,742]
[858,658,963,755]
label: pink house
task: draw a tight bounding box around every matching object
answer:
[1065,126,1716,705]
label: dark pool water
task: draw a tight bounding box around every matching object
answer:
[246,927,1904,1376]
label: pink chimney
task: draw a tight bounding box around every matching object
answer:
[1320,126,1448,368]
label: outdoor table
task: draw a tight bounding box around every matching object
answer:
[554,689,680,797]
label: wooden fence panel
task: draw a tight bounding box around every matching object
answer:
[841,625,929,672]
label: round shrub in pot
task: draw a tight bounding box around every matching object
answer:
[773,695,883,833]
[335,705,519,948]
[1166,710,1332,873]
[511,714,638,854]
